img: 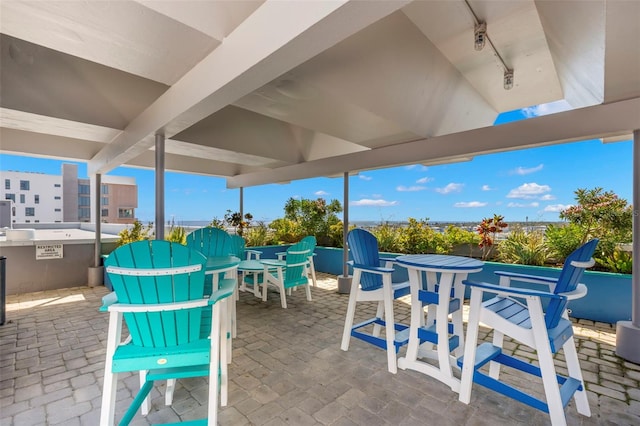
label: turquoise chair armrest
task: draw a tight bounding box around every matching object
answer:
[209,278,235,304]
[99,292,118,312]
[260,259,286,267]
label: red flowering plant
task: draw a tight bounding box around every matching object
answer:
[477,214,508,260]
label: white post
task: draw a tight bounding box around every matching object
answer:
[616,129,640,363]
[155,134,165,240]
[338,171,352,293]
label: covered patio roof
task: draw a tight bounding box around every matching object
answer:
[1,0,638,187]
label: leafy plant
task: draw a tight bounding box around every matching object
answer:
[600,249,633,274]
[444,225,481,257]
[269,218,304,244]
[282,197,343,245]
[166,225,187,245]
[544,223,583,262]
[244,222,271,247]
[497,227,548,266]
[116,220,153,246]
[398,218,450,254]
[208,217,226,229]
[477,214,508,260]
[371,222,403,253]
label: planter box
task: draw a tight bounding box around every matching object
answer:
[311,247,632,325]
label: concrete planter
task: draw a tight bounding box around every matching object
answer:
[310,246,632,325]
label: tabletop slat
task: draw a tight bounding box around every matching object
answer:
[395,254,483,271]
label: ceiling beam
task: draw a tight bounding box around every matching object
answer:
[226,97,640,188]
[88,0,411,175]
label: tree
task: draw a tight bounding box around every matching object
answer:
[559,187,633,270]
[282,197,343,245]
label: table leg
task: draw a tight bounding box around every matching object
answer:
[451,273,467,358]
[400,268,423,364]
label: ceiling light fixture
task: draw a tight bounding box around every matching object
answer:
[464,0,514,90]
[474,22,486,51]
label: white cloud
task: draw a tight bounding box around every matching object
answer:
[454,201,487,208]
[416,176,433,184]
[539,194,556,201]
[351,199,398,207]
[544,204,572,212]
[522,100,573,117]
[315,190,329,196]
[481,185,492,191]
[507,202,540,208]
[404,164,428,172]
[397,185,426,192]
[510,164,544,175]
[359,175,372,181]
[507,182,551,199]
[436,183,464,194]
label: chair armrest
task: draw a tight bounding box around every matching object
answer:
[276,251,287,260]
[209,278,236,303]
[570,258,595,269]
[559,283,588,300]
[494,270,558,286]
[245,249,262,260]
[463,280,565,301]
[261,259,286,267]
[351,262,394,275]
[99,292,118,312]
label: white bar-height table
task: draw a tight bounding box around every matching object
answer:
[395,254,483,392]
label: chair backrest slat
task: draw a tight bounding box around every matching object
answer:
[347,229,383,291]
[105,240,207,348]
[228,235,246,259]
[545,239,598,329]
[186,228,232,257]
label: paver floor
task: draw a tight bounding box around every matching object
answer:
[1,273,639,425]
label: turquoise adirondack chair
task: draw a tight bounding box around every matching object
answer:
[299,236,318,287]
[340,228,411,374]
[228,234,262,294]
[100,240,234,425]
[458,239,599,426]
[260,241,312,308]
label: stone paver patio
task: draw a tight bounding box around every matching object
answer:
[1,273,639,425]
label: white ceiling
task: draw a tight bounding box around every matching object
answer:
[1,0,639,188]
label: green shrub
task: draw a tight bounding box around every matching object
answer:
[497,227,548,266]
[443,225,480,257]
[398,218,450,254]
[244,222,271,247]
[116,220,153,246]
[544,223,583,261]
[371,222,403,253]
[166,225,187,245]
[600,248,633,274]
[269,218,304,244]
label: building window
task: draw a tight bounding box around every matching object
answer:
[101,209,109,217]
[102,184,109,194]
[20,194,25,204]
[25,207,35,216]
[34,195,39,204]
[119,208,134,218]
[79,197,90,206]
[54,208,61,212]
[78,184,90,194]
[54,196,61,200]
[102,197,109,206]
[5,193,15,202]
[54,183,61,188]
[20,180,30,190]
[35,220,39,223]
[4,179,9,189]
[79,207,90,218]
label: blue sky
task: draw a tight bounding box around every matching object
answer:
[0,102,633,224]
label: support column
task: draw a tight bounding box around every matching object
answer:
[155,134,165,240]
[239,187,244,236]
[616,129,640,363]
[338,171,352,293]
[88,173,103,287]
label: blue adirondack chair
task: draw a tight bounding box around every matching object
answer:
[260,241,312,308]
[100,240,235,425]
[458,239,599,426]
[340,228,411,374]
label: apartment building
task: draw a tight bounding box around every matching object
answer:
[0,163,137,224]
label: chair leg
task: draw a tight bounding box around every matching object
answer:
[304,283,312,301]
[459,288,483,404]
[563,336,591,417]
[100,311,122,426]
[341,271,360,351]
[208,302,221,426]
[489,330,505,379]
[165,379,176,406]
[383,282,397,374]
[309,257,317,287]
[529,301,567,426]
[373,301,384,338]
[279,281,288,308]
[219,300,229,406]
[140,370,149,415]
